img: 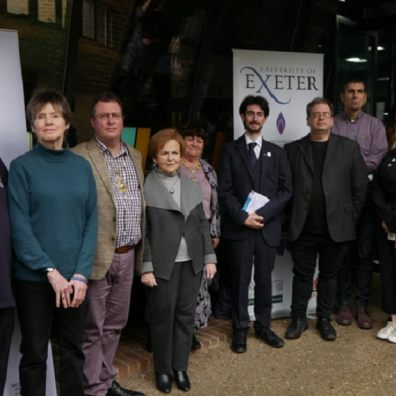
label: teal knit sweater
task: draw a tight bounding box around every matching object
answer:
[8,144,97,281]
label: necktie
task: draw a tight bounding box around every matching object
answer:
[248,142,257,169]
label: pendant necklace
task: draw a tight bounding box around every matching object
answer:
[168,177,179,195]
[114,166,128,192]
[183,160,201,182]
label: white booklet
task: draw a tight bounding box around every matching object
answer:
[242,190,270,213]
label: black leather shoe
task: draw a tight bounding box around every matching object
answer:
[255,327,284,348]
[316,318,337,341]
[231,329,247,353]
[107,381,145,396]
[173,370,191,392]
[285,317,308,339]
[155,372,172,394]
[191,333,201,351]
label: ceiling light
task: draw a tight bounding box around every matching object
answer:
[345,57,367,63]
[368,46,385,51]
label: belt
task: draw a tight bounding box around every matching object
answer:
[115,245,133,254]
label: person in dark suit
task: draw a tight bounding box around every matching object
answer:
[0,158,14,395]
[141,129,216,394]
[218,95,292,353]
[284,97,368,341]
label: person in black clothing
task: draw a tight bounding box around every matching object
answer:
[372,104,396,342]
[0,158,15,394]
[284,97,367,341]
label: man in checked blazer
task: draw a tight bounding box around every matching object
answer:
[73,92,145,396]
[219,95,292,353]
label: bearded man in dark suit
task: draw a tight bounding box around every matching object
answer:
[219,95,292,353]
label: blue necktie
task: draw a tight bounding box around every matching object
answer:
[248,142,257,169]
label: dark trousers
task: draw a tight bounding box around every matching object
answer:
[290,234,349,319]
[376,227,396,315]
[14,280,86,396]
[226,231,276,331]
[0,306,14,395]
[146,261,201,374]
[337,195,374,307]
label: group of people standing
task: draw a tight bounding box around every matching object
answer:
[0,77,395,396]
[0,89,218,396]
[222,78,396,353]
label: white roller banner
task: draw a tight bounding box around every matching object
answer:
[233,49,323,318]
[0,30,28,167]
[1,29,57,396]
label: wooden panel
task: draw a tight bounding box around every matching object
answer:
[122,127,136,146]
[211,131,226,172]
[135,127,151,170]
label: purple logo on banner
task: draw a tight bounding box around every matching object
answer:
[276,112,286,135]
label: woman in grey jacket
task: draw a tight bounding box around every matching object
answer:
[141,129,216,394]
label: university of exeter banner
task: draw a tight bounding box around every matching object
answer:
[0,29,56,396]
[232,49,324,318]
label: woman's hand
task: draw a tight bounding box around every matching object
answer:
[47,269,73,308]
[69,274,88,308]
[141,272,158,287]
[211,237,220,249]
[204,263,216,280]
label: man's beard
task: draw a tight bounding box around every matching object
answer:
[245,121,262,134]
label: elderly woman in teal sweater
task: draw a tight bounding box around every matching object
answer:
[8,90,97,396]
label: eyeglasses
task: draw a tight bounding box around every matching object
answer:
[310,112,332,119]
[95,112,123,121]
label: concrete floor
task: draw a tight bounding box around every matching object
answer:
[121,274,396,396]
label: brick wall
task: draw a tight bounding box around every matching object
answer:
[0,0,135,141]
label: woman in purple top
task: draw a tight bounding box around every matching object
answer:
[180,127,220,350]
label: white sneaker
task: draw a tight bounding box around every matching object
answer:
[377,322,396,340]
[388,328,396,343]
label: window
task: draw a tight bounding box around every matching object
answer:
[7,0,29,15]
[82,0,120,49]
[82,0,95,39]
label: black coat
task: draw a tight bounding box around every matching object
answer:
[0,158,14,309]
[284,133,368,242]
[372,152,396,231]
[219,135,292,247]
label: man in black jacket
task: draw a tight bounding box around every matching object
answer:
[284,97,367,341]
[219,95,292,353]
[0,158,14,394]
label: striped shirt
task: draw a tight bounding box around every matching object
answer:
[97,139,142,247]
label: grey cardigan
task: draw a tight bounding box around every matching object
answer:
[141,169,216,280]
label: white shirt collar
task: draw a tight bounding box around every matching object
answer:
[244,133,262,149]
